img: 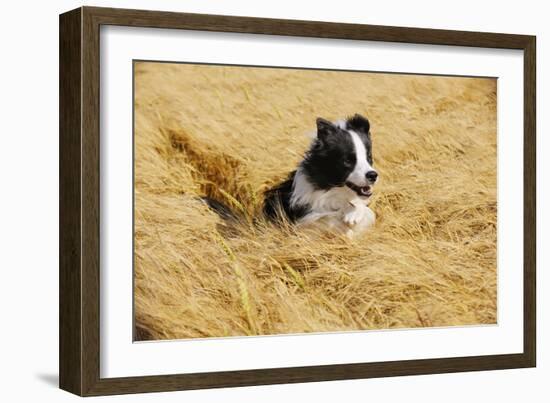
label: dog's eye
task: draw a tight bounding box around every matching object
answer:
[344,157,354,166]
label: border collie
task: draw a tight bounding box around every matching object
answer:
[263,114,377,237]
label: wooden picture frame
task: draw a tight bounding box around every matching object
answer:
[59,6,536,396]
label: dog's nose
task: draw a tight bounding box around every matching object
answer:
[366,171,378,182]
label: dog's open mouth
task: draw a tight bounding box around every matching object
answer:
[345,182,372,197]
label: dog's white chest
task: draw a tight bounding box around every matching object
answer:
[298,188,376,237]
[290,169,376,237]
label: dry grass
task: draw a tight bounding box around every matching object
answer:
[133,61,497,341]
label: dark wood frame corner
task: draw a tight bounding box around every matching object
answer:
[59,6,536,397]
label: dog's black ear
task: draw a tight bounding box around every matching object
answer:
[347,114,370,136]
[316,118,337,143]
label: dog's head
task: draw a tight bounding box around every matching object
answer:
[302,114,378,197]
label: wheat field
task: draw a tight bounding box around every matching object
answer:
[133,61,497,341]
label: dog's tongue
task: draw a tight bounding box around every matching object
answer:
[359,186,371,196]
[345,181,372,197]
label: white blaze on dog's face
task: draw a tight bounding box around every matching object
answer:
[336,115,378,197]
[346,130,376,187]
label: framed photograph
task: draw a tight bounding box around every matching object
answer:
[59,6,536,396]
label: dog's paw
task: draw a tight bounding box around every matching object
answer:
[343,206,365,227]
[343,207,376,237]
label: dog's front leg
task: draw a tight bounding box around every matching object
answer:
[342,200,375,237]
[342,200,367,226]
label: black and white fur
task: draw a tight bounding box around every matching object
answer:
[263,114,378,237]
